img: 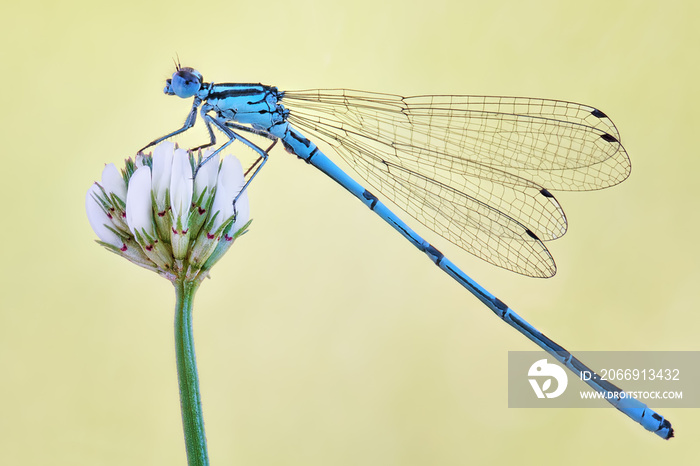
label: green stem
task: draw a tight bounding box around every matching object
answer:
[174,279,209,466]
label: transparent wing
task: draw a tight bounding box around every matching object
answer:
[282,89,630,277]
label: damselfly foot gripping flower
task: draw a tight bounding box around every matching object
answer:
[86,142,251,282]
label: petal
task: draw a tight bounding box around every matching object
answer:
[170,148,193,218]
[224,156,249,231]
[126,166,155,237]
[208,155,244,232]
[209,183,232,234]
[101,163,127,201]
[86,184,123,248]
[194,149,220,197]
[231,189,250,233]
[220,155,246,197]
[151,141,175,203]
[210,155,249,233]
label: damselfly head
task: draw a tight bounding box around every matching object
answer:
[166,67,203,99]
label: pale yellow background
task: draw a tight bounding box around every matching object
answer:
[1,0,697,464]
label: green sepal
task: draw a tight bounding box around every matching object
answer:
[133,227,173,271]
[153,187,173,244]
[201,218,253,271]
[95,239,160,273]
[189,185,217,240]
[91,184,130,234]
[171,212,192,260]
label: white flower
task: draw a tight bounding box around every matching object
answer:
[94,163,129,232]
[194,149,220,199]
[151,142,177,239]
[197,156,250,269]
[209,182,233,236]
[232,191,249,237]
[151,141,175,206]
[188,149,220,240]
[170,148,193,219]
[101,163,127,202]
[86,176,160,272]
[125,166,155,239]
[134,153,146,168]
[86,184,124,250]
[210,156,249,235]
[86,142,252,282]
[170,148,194,259]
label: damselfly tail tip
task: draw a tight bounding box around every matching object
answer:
[663,422,675,440]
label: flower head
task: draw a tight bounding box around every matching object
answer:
[86,143,251,282]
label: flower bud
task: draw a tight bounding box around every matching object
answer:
[87,143,252,282]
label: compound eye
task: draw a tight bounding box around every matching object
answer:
[164,78,175,95]
[170,69,202,98]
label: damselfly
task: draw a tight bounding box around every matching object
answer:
[139,65,673,439]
